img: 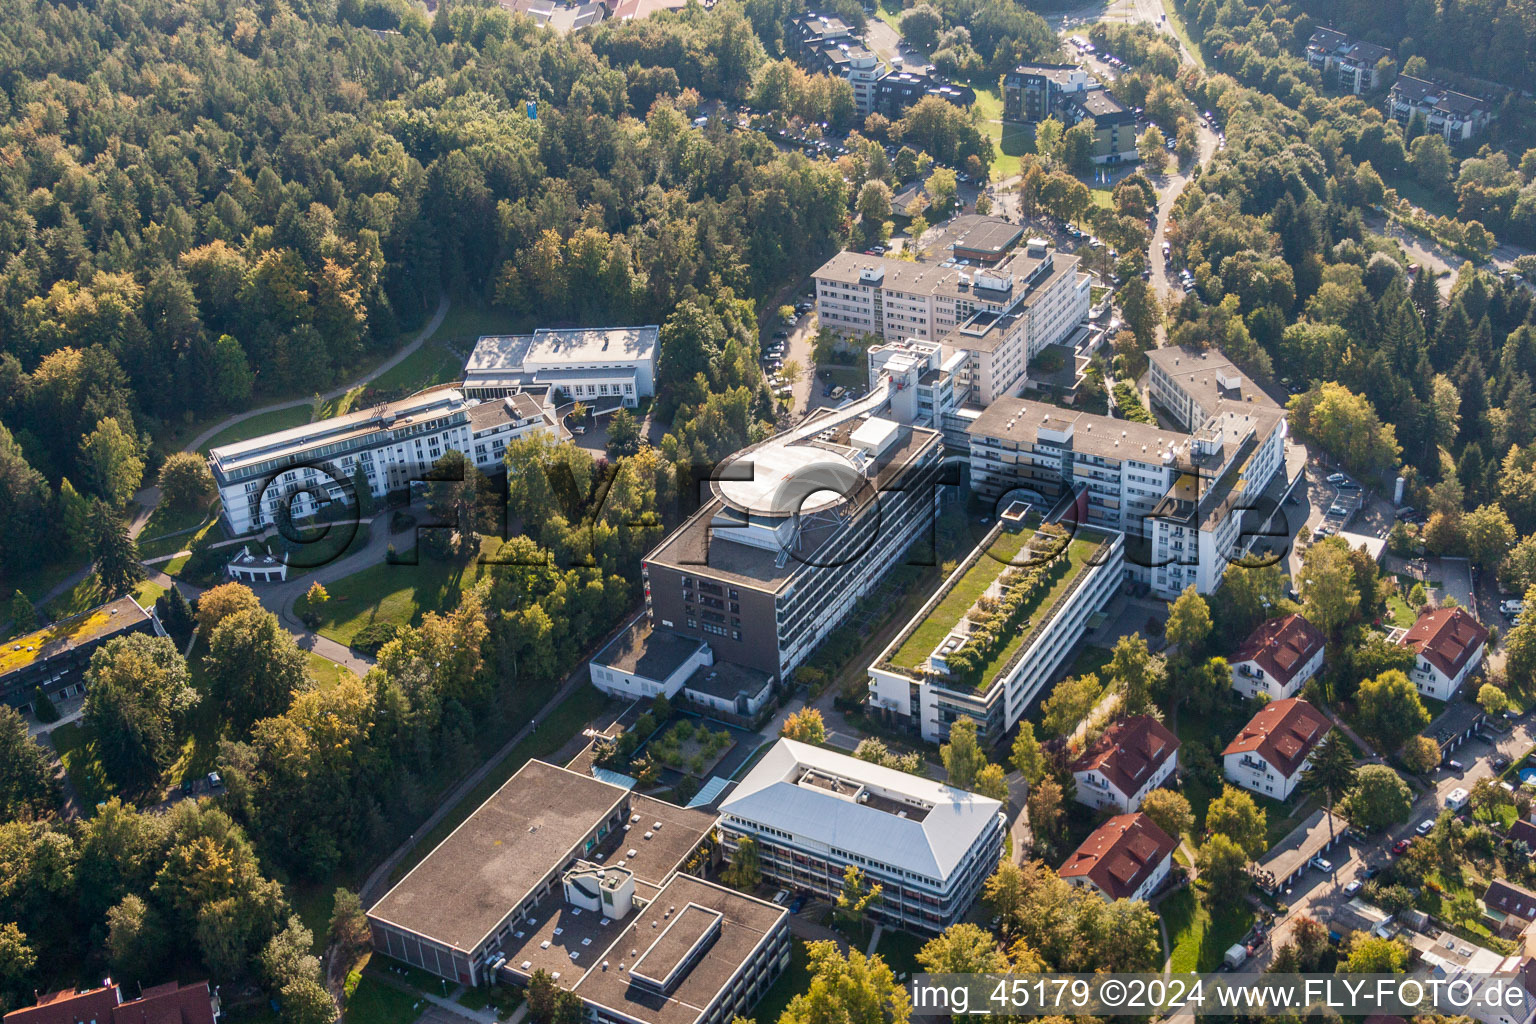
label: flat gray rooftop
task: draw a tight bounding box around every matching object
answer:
[572,874,785,1024]
[596,620,704,680]
[368,761,626,952]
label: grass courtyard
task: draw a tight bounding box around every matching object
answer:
[311,536,504,647]
[1160,887,1252,974]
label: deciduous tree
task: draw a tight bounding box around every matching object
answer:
[1205,786,1267,858]
[940,717,987,790]
[1342,764,1414,829]
[1355,670,1430,751]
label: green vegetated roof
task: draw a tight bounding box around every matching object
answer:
[887,525,1104,690]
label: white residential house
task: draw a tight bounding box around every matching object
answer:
[1398,607,1489,701]
[1229,613,1326,700]
[1222,698,1331,800]
[1071,716,1180,813]
[1058,812,1176,902]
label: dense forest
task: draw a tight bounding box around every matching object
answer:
[1292,0,1536,92]
[0,0,861,582]
[0,0,887,1007]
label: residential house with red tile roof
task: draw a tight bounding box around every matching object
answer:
[1222,698,1331,800]
[1398,607,1489,700]
[1059,812,1176,901]
[1229,613,1325,700]
[1071,715,1180,813]
[4,981,218,1024]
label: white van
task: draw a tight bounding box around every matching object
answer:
[1445,787,1470,812]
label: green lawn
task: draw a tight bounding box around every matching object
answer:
[307,651,360,689]
[1161,887,1252,974]
[312,538,500,647]
[1474,802,1518,829]
[389,683,611,883]
[49,722,113,812]
[966,81,1032,180]
[344,970,428,1024]
[136,495,217,549]
[371,302,524,394]
[875,928,927,978]
[888,528,1035,670]
[752,939,812,1024]
[1386,586,1419,628]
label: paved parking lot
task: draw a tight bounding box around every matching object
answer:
[1250,718,1534,971]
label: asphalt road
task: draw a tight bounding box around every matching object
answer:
[1249,718,1535,972]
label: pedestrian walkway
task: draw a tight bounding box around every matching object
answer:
[364,969,496,1024]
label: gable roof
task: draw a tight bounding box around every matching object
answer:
[1509,818,1536,849]
[718,738,1003,880]
[1072,716,1180,797]
[1485,879,1536,921]
[1233,614,1324,688]
[1222,698,1331,778]
[5,982,216,1024]
[1058,812,1175,900]
[1400,607,1489,679]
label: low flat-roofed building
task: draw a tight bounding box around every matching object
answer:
[1230,613,1325,700]
[1072,715,1180,812]
[1222,698,1330,800]
[462,326,659,406]
[867,515,1124,744]
[1399,607,1489,700]
[929,215,1025,264]
[368,758,721,987]
[1,595,160,715]
[1253,808,1347,893]
[718,739,1005,932]
[588,618,778,720]
[554,873,789,1024]
[1059,812,1175,902]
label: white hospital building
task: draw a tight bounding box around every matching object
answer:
[462,326,659,407]
[208,387,558,535]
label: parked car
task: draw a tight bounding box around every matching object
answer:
[1362,864,1381,880]
[772,889,790,905]
[1343,880,1362,896]
[1445,758,1465,772]
[1327,472,1349,484]
[1390,838,1411,855]
[1309,855,1334,873]
[1500,599,1525,617]
[1415,818,1436,835]
[207,771,223,789]
[1395,506,1417,520]
[1492,754,1511,770]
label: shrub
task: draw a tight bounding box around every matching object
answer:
[351,623,400,655]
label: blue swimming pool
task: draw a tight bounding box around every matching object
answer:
[1519,767,1536,786]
